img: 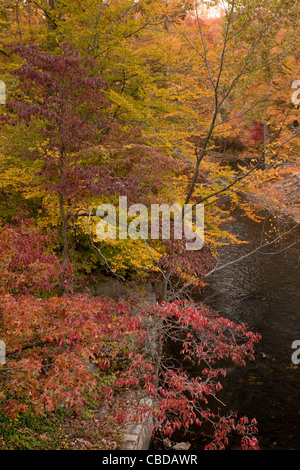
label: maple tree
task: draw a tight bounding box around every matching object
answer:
[2,42,113,280]
[1,42,184,283]
[0,221,261,449]
[0,217,63,296]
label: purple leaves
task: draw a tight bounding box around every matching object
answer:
[7,42,110,152]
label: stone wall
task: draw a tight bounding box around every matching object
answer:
[120,398,153,450]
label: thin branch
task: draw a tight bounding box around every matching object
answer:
[205,221,300,277]
[170,221,300,298]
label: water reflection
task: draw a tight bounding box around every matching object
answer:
[199,212,300,450]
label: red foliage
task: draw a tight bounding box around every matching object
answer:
[0,220,63,295]
[140,301,261,449]
[0,293,260,449]
[0,43,262,450]
[0,223,261,449]
[1,293,141,418]
[250,122,264,143]
[7,42,110,151]
[158,239,213,285]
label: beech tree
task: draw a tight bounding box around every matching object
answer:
[148,0,300,295]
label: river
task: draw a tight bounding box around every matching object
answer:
[192,209,300,450]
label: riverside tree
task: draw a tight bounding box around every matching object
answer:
[0,220,261,449]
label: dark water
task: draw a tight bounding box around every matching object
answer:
[194,211,300,450]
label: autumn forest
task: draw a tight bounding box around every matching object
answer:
[0,0,299,452]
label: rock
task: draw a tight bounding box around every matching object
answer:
[162,438,172,449]
[172,442,191,450]
[92,279,126,300]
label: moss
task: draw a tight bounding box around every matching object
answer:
[0,408,71,450]
[0,393,129,450]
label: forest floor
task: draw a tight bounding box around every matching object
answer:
[0,395,126,450]
[0,283,153,450]
[0,373,146,450]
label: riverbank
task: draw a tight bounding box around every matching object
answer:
[249,162,300,223]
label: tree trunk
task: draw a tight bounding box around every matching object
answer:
[262,120,270,169]
[59,194,69,266]
[58,153,69,291]
[47,0,57,30]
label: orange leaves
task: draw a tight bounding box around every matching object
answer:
[0,216,261,448]
[0,222,142,418]
[4,401,29,421]
[0,221,62,296]
[0,280,261,449]
[0,288,144,419]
